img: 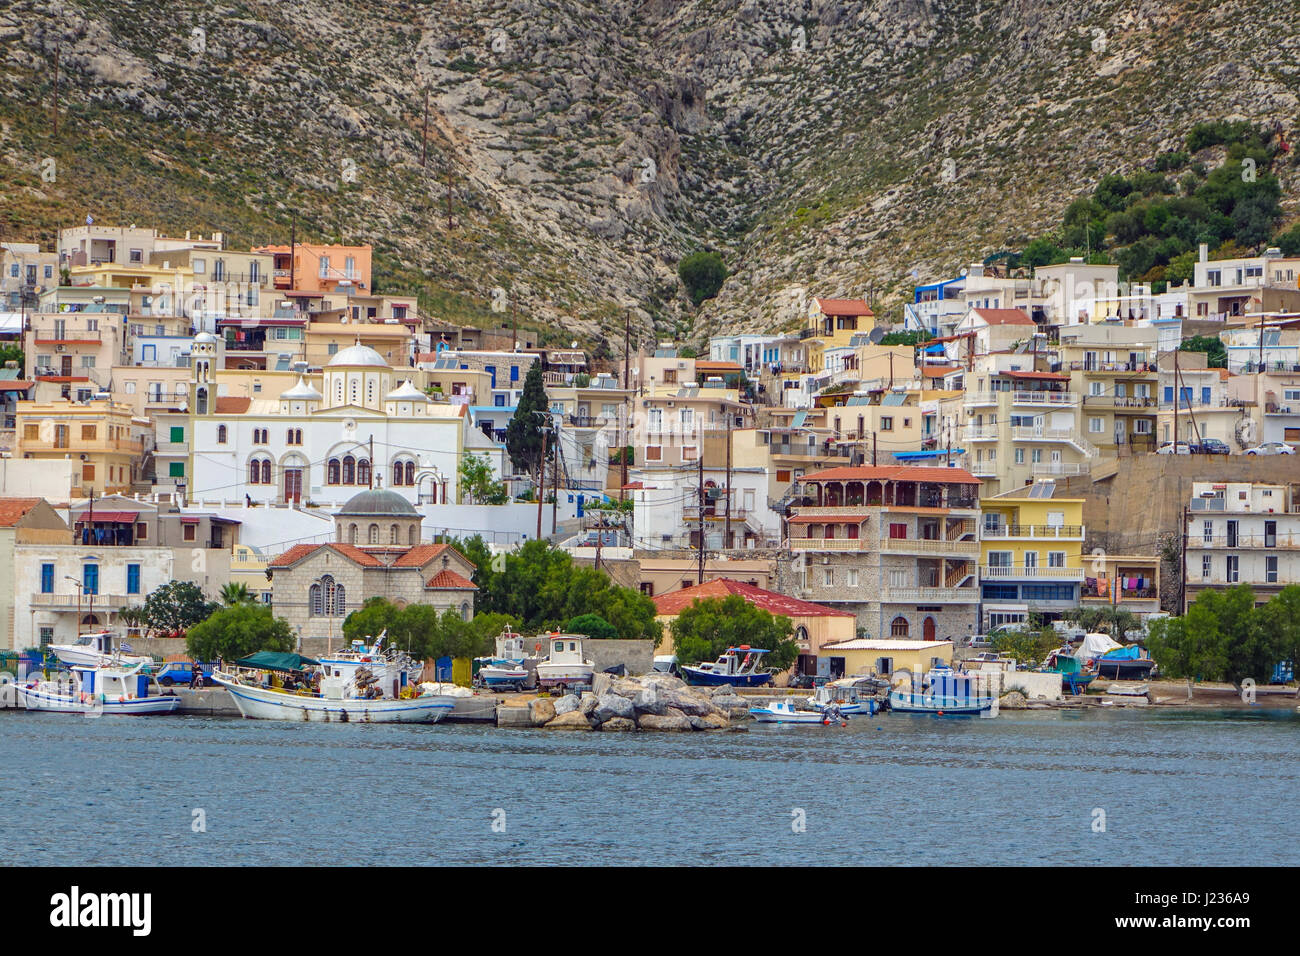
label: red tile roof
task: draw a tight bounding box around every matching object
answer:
[425,569,477,590]
[268,542,385,569]
[813,297,874,317]
[920,366,957,378]
[391,543,476,570]
[653,578,854,618]
[799,465,981,484]
[0,497,46,528]
[972,308,1033,326]
[215,397,252,414]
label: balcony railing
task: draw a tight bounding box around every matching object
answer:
[981,524,1085,539]
[980,565,1085,581]
[1013,391,1079,405]
[883,586,980,603]
[786,537,871,551]
[962,426,1000,441]
[1193,534,1300,549]
[964,392,1000,406]
[879,537,980,554]
[1083,587,1158,601]
[30,593,135,610]
[1083,395,1158,409]
[1031,461,1090,476]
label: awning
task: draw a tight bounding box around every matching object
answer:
[892,449,966,460]
[179,516,200,524]
[235,651,320,673]
[74,510,139,523]
[787,514,869,524]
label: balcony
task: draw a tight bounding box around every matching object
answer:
[1067,361,1156,374]
[879,537,980,555]
[1082,587,1158,602]
[1013,391,1078,406]
[981,524,1085,540]
[1194,533,1300,549]
[964,392,1000,406]
[786,536,872,551]
[980,565,1085,581]
[30,593,136,611]
[155,441,188,456]
[883,586,979,604]
[1083,395,1158,410]
[34,332,104,345]
[1031,461,1090,476]
[962,426,1000,442]
[21,438,145,455]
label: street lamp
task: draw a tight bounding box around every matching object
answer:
[64,576,91,636]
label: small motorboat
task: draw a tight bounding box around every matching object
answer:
[749,698,840,724]
[809,675,888,716]
[49,630,151,669]
[17,661,181,716]
[476,657,530,691]
[682,646,774,687]
[533,633,595,693]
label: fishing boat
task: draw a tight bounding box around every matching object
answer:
[749,698,838,723]
[212,639,453,723]
[808,675,888,716]
[476,657,530,691]
[48,630,151,669]
[17,661,181,716]
[1042,647,1097,695]
[1075,633,1157,680]
[682,646,774,687]
[888,665,996,716]
[534,633,594,692]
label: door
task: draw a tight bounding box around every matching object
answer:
[1113,418,1126,446]
[61,355,73,376]
[283,468,303,504]
[923,616,936,642]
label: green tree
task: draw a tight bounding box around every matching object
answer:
[1273,223,1300,257]
[878,330,934,347]
[504,362,550,480]
[343,596,405,646]
[565,613,619,640]
[668,594,798,670]
[219,582,256,606]
[1179,335,1227,369]
[1019,237,1067,269]
[991,626,1058,667]
[677,251,727,306]
[458,451,508,504]
[1147,585,1284,688]
[185,604,295,662]
[1165,250,1197,287]
[0,345,24,376]
[142,581,216,638]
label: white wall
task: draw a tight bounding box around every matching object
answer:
[0,458,77,500]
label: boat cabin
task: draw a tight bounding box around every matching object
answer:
[545,634,587,666]
[74,664,151,700]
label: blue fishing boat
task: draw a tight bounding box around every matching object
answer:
[887,665,995,716]
[682,646,774,687]
[1042,647,1096,695]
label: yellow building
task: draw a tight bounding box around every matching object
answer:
[979,483,1086,628]
[14,399,150,495]
[816,639,954,678]
[305,321,413,369]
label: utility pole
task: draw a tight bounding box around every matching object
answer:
[551,427,559,533]
[536,428,547,541]
[724,410,733,549]
[697,448,705,585]
[511,298,517,351]
[593,511,602,572]
[872,432,878,466]
[289,215,296,292]
[421,87,430,168]
[1172,346,1179,447]
[1179,505,1189,614]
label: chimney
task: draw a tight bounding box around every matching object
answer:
[1199,242,1208,263]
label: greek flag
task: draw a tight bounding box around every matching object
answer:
[85,214,94,225]
[120,641,133,653]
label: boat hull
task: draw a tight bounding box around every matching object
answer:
[1094,658,1156,680]
[215,676,453,723]
[682,667,773,687]
[48,646,152,669]
[534,665,593,690]
[888,690,993,716]
[749,707,828,723]
[16,685,181,715]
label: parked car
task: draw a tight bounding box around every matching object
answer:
[155,661,215,687]
[1195,438,1231,455]
[1244,441,1296,456]
[1156,440,1193,455]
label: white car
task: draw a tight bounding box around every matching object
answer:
[1244,442,1296,456]
[1156,441,1193,455]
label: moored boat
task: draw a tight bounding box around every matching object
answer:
[808,675,888,716]
[476,658,530,691]
[534,633,595,692]
[17,661,181,716]
[1075,633,1157,680]
[49,630,151,669]
[682,646,774,687]
[888,665,996,716]
[749,698,835,723]
[1042,647,1097,695]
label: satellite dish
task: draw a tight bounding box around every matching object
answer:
[867,327,886,345]
[960,267,969,277]
[570,340,578,348]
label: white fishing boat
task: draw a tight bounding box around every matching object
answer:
[809,675,888,716]
[534,633,594,692]
[17,661,181,716]
[48,630,151,669]
[749,698,836,724]
[212,637,454,724]
[476,658,530,691]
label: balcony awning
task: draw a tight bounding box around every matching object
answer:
[74,511,138,523]
[788,514,869,524]
[179,516,200,524]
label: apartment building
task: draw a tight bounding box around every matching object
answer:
[1156,350,1249,448]
[252,243,372,295]
[979,482,1086,629]
[1059,325,1160,455]
[14,399,150,495]
[1081,552,1161,618]
[1183,481,1300,609]
[1,242,59,312]
[1187,246,1300,322]
[781,465,982,640]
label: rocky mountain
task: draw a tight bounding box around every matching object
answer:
[2,0,1298,353]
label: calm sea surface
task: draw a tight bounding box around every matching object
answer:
[3,709,1297,866]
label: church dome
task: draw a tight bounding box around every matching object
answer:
[327,342,388,368]
[385,379,429,402]
[194,331,218,345]
[281,376,323,401]
[337,488,418,517]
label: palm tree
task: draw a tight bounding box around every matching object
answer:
[220,582,255,607]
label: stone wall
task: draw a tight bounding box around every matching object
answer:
[585,639,655,675]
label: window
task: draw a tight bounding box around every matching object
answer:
[169,462,185,479]
[193,258,205,274]
[1014,448,1024,464]
[81,355,96,368]
[40,563,54,594]
[310,575,346,617]
[369,524,379,544]
[390,524,399,544]
[83,563,99,596]
[183,524,196,542]
[82,464,95,482]
[217,424,227,444]
[1048,552,1065,568]
[1089,417,1104,433]
[170,426,184,444]
[357,459,371,485]
[1266,556,1278,584]
[881,416,893,431]
[822,569,834,587]
[1201,555,1211,579]
[342,456,355,484]
[1226,555,1239,583]
[136,522,147,541]
[328,459,340,484]
[319,256,330,278]
[126,563,141,595]
[1135,420,1151,434]
[890,616,909,637]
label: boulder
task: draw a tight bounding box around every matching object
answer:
[579,693,601,717]
[545,710,593,730]
[591,672,615,698]
[553,694,581,716]
[599,716,637,732]
[664,689,718,717]
[689,712,731,730]
[998,691,1028,710]
[710,693,748,710]
[529,697,557,726]
[608,678,646,700]
[637,707,693,731]
[592,692,636,723]
[640,673,687,693]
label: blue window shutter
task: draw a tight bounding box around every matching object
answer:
[127,564,141,595]
[1163,386,1173,402]
[41,564,54,594]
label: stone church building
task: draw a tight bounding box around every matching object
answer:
[268,488,477,644]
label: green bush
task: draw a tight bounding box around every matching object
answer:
[677,251,727,306]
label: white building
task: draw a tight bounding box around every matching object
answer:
[1184,481,1300,609]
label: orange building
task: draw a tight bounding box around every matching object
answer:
[252,243,373,295]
